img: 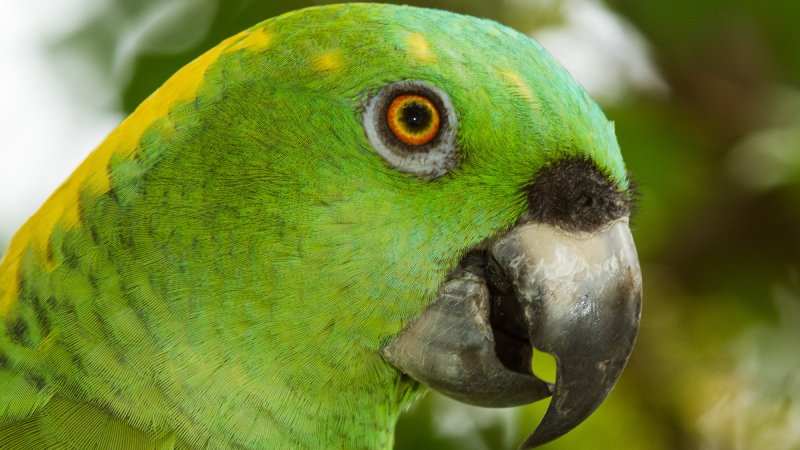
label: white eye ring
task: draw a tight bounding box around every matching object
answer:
[363,80,459,179]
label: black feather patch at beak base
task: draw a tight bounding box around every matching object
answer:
[525,159,635,233]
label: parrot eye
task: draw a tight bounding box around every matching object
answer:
[386,95,440,145]
[363,80,458,178]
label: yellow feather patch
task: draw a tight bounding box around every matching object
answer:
[312,50,345,73]
[226,26,275,54]
[405,33,437,63]
[0,28,264,315]
[499,69,540,109]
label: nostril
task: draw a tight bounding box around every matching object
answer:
[577,194,593,208]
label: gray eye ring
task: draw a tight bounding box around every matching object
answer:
[363,80,459,179]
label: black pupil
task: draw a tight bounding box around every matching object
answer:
[399,101,432,132]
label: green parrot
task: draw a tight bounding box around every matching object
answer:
[0,3,641,449]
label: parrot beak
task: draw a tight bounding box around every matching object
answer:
[382,218,641,448]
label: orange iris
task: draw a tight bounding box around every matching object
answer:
[386,94,440,146]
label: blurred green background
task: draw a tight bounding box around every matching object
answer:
[3,0,800,448]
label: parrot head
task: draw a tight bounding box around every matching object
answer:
[0,3,641,448]
[224,5,642,447]
[129,4,642,447]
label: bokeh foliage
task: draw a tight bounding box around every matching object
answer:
[37,0,800,448]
